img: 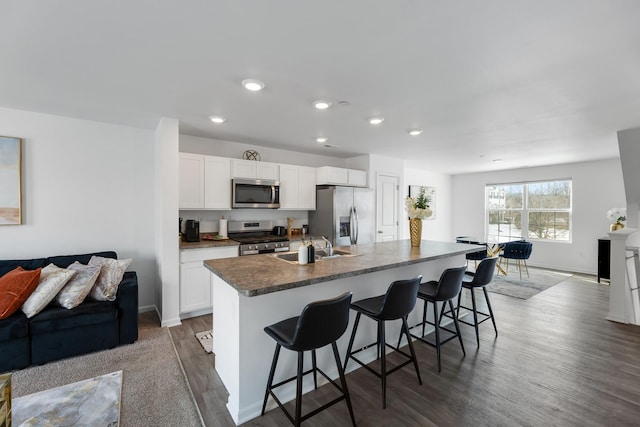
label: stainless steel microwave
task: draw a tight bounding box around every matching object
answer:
[232,178,280,209]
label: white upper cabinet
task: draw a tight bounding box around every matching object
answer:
[204,156,231,209]
[279,165,316,210]
[347,169,367,187]
[180,153,231,210]
[231,159,279,180]
[179,153,205,209]
[298,166,317,209]
[316,166,367,187]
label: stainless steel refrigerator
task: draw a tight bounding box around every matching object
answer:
[308,185,375,246]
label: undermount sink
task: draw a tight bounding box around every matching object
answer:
[272,249,356,264]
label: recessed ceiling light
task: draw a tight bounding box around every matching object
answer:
[493,159,503,163]
[315,137,328,143]
[408,129,423,136]
[241,79,265,91]
[209,116,226,124]
[313,100,331,110]
[368,117,384,125]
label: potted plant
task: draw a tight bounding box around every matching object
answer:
[405,188,432,247]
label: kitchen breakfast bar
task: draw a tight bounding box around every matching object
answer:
[204,239,483,425]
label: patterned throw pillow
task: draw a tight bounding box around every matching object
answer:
[22,264,76,318]
[0,267,42,319]
[55,261,101,309]
[88,256,132,301]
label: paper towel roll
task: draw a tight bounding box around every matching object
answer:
[219,218,228,237]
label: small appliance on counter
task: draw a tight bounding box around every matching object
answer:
[183,219,200,242]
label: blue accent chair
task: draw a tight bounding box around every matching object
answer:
[499,241,533,280]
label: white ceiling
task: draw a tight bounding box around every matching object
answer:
[2,1,639,174]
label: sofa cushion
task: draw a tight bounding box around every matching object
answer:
[88,256,131,301]
[30,300,118,334]
[0,267,42,319]
[0,311,29,341]
[46,251,117,269]
[0,258,47,277]
[55,262,101,309]
[22,264,76,318]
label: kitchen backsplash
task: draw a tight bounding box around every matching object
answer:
[179,209,309,233]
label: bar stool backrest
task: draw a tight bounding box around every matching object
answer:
[467,257,498,287]
[431,266,466,301]
[292,292,353,351]
[378,276,423,320]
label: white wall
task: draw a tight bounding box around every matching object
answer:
[452,158,626,274]
[617,128,640,246]
[155,118,180,326]
[180,135,346,168]
[0,107,157,308]
[404,168,453,241]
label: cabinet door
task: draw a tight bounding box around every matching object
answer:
[348,169,367,187]
[279,164,299,209]
[204,156,231,209]
[179,260,212,313]
[298,166,317,210]
[324,167,349,184]
[257,162,279,180]
[231,159,257,178]
[179,153,205,209]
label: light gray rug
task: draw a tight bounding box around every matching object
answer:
[487,266,573,299]
[11,312,203,426]
[13,371,122,426]
[195,330,213,354]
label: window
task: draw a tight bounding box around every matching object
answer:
[486,180,572,243]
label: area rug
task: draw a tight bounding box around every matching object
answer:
[195,330,213,354]
[486,266,573,299]
[13,371,122,426]
[11,312,203,427]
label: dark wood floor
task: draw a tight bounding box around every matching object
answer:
[170,273,640,426]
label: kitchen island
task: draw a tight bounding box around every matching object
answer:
[204,239,483,425]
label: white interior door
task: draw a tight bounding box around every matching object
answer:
[376,174,399,242]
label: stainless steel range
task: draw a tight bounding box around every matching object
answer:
[228,220,290,256]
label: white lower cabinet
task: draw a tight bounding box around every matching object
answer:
[179,246,238,317]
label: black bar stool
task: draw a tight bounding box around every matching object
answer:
[407,266,466,372]
[343,276,422,409]
[454,257,499,346]
[261,292,356,426]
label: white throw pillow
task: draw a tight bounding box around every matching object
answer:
[88,256,132,301]
[22,264,76,318]
[55,261,101,309]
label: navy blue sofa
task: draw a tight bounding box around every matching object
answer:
[0,251,138,373]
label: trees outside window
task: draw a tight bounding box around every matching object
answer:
[486,180,572,243]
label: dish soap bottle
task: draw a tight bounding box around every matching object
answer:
[298,239,308,265]
[307,238,315,263]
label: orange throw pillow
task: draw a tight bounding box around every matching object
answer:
[0,267,42,319]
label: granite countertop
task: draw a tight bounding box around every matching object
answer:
[204,240,484,297]
[179,235,239,250]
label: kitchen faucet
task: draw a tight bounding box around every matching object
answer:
[321,236,333,256]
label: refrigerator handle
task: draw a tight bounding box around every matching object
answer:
[351,206,359,245]
[349,207,355,244]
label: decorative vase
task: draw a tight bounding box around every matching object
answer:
[610,221,625,232]
[409,218,422,247]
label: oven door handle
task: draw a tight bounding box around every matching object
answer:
[271,186,276,204]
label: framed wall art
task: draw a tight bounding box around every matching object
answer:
[0,136,22,225]
[409,185,436,220]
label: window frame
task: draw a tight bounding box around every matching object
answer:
[485,179,573,244]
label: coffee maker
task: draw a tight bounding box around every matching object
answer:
[183,219,200,242]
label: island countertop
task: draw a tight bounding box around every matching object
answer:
[204,239,484,297]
